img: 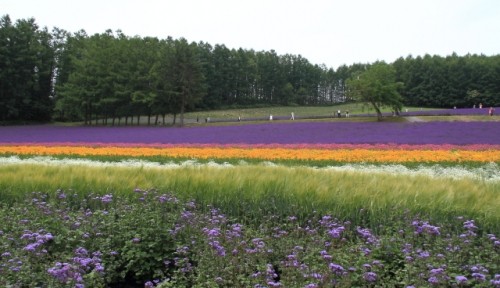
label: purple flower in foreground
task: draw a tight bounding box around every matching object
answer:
[472,273,486,282]
[267,281,282,287]
[412,220,440,236]
[329,263,345,276]
[456,275,468,284]
[490,274,500,287]
[363,272,377,282]
[144,281,154,288]
[428,276,440,285]
[47,262,73,283]
[101,194,113,204]
[328,226,345,238]
[132,237,141,243]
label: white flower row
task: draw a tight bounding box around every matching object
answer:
[1,156,499,182]
[321,162,500,182]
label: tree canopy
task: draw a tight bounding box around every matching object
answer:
[346,62,404,120]
[1,14,499,124]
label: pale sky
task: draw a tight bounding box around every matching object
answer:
[3,0,500,69]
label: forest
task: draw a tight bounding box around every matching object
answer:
[1,15,499,123]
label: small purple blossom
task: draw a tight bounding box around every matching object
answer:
[412,220,441,236]
[328,226,345,238]
[363,272,377,282]
[329,263,345,276]
[455,275,468,284]
[428,276,440,285]
[472,273,486,282]
[101,194,113,204]
[490,274,500,287]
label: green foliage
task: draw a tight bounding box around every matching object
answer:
[3,14,500,124]
[1,188,499,287]
[394,53,500,108]
[347,62,404,120]
[0,15,55,122]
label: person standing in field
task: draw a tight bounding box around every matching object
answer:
[489,107,495,116]
[290,112,295,120]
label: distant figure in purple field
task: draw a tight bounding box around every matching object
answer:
[269,114,273,121]
[479,103,483,109]
[345,111,350,118]
[290,112,295,120]
[489,107,495,116]
[337,110,341,118]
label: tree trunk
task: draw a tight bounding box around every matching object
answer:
[180,98,185,127]
[125,116,128,126]
[136,115,140,126]
[155,114,159,125]
[371,101,383,121]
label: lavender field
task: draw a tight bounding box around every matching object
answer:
[1,121,500,145]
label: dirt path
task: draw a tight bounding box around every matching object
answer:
[405,116,425,122]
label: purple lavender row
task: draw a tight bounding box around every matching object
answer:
[1,121,499,145]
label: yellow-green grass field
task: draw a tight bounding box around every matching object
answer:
[1,163,498,232]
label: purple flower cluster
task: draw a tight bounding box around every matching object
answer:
[356,227,379,245]
[490,274,500,287]
[21,230,53,254]
[3,189,500,287]
[412,220,441,236]
[47,247,104,286]
[100,194,113,204]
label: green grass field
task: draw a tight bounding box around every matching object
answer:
[1,163,498,231]
[57,103,439,126]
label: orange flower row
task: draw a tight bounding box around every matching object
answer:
[1,145,499,163]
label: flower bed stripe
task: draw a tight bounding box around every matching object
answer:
[1,145,499,163]
[2,142,500,151]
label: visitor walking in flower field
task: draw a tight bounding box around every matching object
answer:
[489,107,495,116]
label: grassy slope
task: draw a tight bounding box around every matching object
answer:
[56,104,437,126]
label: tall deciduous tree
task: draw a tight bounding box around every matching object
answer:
[347,62,404,121]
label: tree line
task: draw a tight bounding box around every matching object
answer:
[1,15,499,124]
